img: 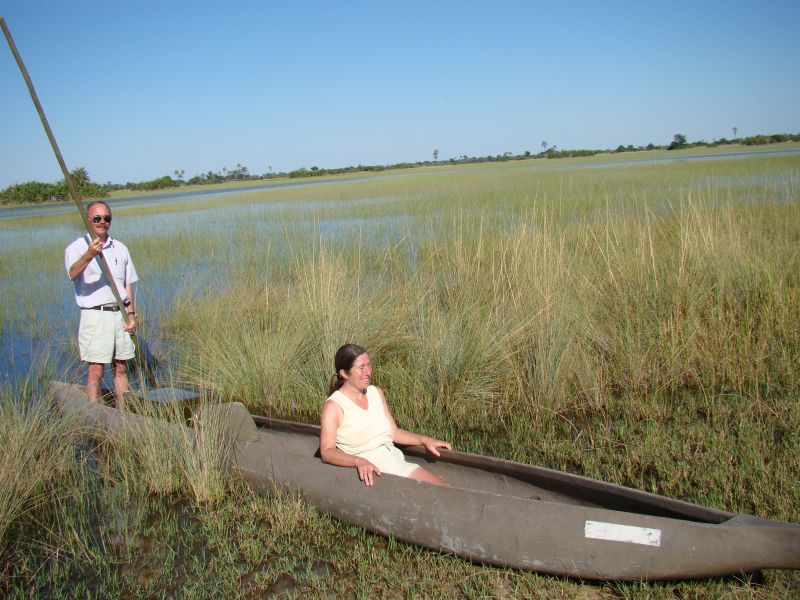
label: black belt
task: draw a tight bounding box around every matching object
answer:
[83,305,120,312]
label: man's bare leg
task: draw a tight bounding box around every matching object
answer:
[113,359,129,410]
[86,362,105,403]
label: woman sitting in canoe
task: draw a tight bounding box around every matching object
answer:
[320,344,451,486]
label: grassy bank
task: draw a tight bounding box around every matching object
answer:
[1,149,799,596]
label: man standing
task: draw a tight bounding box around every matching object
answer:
[65,200,138,407]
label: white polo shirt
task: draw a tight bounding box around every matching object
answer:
[65,234,139,308]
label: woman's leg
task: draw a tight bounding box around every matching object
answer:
[408,466,446,485]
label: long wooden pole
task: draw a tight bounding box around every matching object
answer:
[1,16,157,388]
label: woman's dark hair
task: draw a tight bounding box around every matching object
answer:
[328,343,367,395]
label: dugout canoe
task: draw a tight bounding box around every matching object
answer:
[52,381,800,581]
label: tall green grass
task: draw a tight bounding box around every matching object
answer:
[0,376,247,594]
[0,150,798,596]
[96,391,235,504]
[165,164,800,524]
[169,188,799,414]
[0,386,77,556]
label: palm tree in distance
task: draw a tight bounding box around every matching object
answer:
[70,166,90,188]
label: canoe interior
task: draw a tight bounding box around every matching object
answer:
[251,415,734,525]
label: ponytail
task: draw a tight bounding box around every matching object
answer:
[328,372,344,395]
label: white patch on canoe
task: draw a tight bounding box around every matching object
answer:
[584,520,661,547]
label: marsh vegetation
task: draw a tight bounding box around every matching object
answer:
[1,146,798,597]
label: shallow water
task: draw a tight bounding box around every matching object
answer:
[0,194,415,385]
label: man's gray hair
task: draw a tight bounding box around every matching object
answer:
[86,200,111,213]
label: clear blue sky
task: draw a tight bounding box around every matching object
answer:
[1,1,798,188]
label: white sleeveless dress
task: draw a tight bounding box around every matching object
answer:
[328,385,419,477]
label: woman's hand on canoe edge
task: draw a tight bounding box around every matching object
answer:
[420,436,452,458]
[354,456,381,486]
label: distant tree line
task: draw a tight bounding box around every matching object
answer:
[2,132,799,206]
[287,163,407,178]
[0,167,107,206]
[666,132,798,151]
[285,132,800,177]
[125,175,179,191]
[184,163,252,185]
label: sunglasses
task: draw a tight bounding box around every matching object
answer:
[91,215,112,224]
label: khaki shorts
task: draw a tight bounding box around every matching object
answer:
[78,309,135,363]
[356,444,420,478]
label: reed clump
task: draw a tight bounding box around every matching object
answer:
[0,375,87,591]
[94,388,236,505]
[168,238,409,418]
[0,388,77,553]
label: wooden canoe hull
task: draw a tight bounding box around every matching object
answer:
[52,382,800,581]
